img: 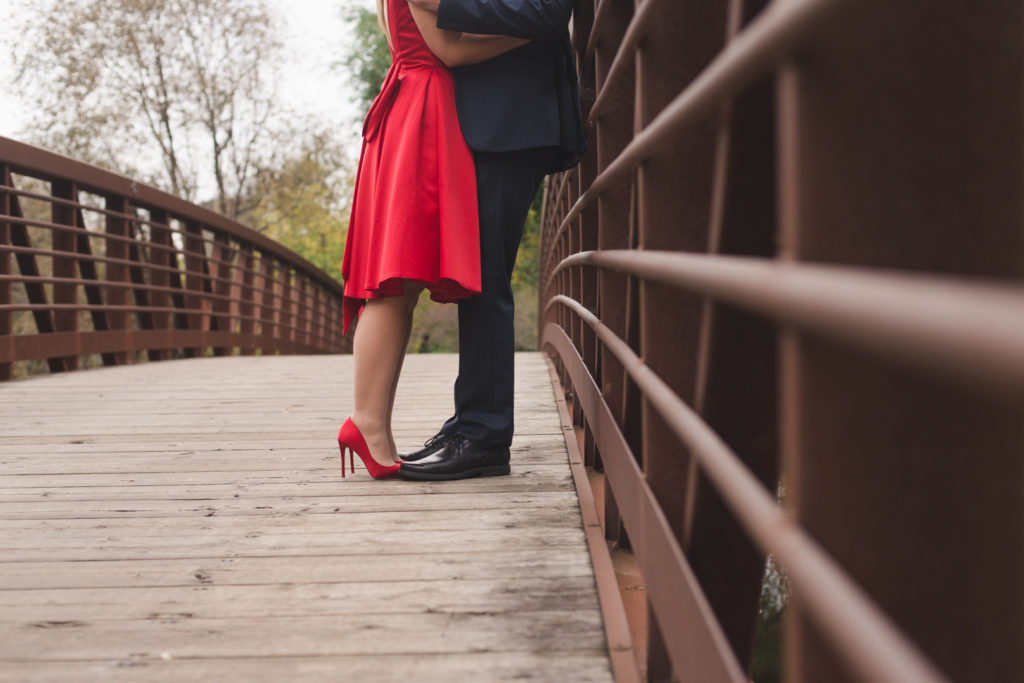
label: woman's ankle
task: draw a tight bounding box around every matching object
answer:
[350,413,394,464]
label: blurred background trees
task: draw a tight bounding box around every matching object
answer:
[16,0,285,218]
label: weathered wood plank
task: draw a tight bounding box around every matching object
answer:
[0,652,615,683]
[0,576,602,621]
[0,527,589,562]
[0,550,598,590]
[0,490,582,521]
[0,610,606,660]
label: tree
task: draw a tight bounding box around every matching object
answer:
[337,1,392,116]
[247,129,353,278]
[13,0,287,221]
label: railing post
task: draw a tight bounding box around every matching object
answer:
[50,180,80,371]
[0,164,10,380]
[680,0,781,671]
[592,0,636,546]
[105,195,131,365]
[183,221,208,357]
[279,262,295,353]
[147,210,174,361]
[634,3,728,679]
[777,2,1024,681]
[210,232,234,356]
[312,282,324,352]
[296,272,311,351]
[236,244,256,355]
[257,252,277,354]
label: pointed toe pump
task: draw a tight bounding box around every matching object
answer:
[337,418,400,479]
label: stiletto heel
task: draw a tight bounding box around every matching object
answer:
[337,418,400,480]
[339,445,356,478]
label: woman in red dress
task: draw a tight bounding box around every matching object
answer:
[337,0,527,478]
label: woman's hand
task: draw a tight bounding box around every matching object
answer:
[408,2,529,67]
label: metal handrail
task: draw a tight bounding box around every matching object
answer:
[540,0,1022,681]
[1,137,349,379]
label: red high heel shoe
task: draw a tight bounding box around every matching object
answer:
[337,418,400,479]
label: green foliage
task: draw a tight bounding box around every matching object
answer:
[511,189,544,350]
[338,2,392,117]
[751,556,789,683]
[247,131,353,279]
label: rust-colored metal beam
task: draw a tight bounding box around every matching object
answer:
[559,251,1024,397]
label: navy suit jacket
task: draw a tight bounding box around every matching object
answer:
[436,0,587,173]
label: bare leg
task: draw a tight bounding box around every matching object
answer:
[385,290,421,461]
[352,281,423,466]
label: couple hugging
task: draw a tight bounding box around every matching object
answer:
[337,0,586,480]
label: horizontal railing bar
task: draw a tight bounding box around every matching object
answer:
[0,274,332,314]
[2,214,320,300]
[546,293,950,683]
[1,329,328,365]
[1,281,335,328]
[544,0,851,268]
[2,213,246,275]
[558,250,1024,395]
[1,184,184,229]
[0,244,316,307]
[4,302,254,323]
[0,244,240,291]
[1,184,274,261]
[587,0,662,124]
[1,309,336,350]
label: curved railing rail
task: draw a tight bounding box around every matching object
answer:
[541,1,1022,682]
[0,137,349,380]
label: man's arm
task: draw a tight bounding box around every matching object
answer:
[408,2,530,67]
[409,0,573,39]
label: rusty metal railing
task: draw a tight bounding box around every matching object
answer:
[1,137,349,380]
[541,1,1022,682]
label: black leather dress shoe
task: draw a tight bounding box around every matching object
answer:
[399,435,511,480]
[399,432,455,462]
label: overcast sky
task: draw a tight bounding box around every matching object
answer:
[0,0,374,151]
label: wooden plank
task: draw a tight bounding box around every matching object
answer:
[0,551,598,590]
[0,353,613,681]
[0,653,615,683]
[0,611,606,660]
[0,506,583,536]
[0,576,602,621]
[0,490,582,520]
[0,475,576,501]
[0,527,589,562]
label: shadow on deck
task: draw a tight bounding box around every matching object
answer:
[0,353,613,682]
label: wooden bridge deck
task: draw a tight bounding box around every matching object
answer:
[0,353,612,682]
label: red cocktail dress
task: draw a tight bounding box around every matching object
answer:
[341,0,480,334]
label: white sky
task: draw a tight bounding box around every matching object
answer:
[0,0,374,155]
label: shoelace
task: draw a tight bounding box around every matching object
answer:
[423,432,453,449]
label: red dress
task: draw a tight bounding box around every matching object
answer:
[341,0,481,334]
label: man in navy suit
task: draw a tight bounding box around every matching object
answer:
[400,0,586,480]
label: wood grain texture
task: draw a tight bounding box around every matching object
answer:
[0,353,612,681]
